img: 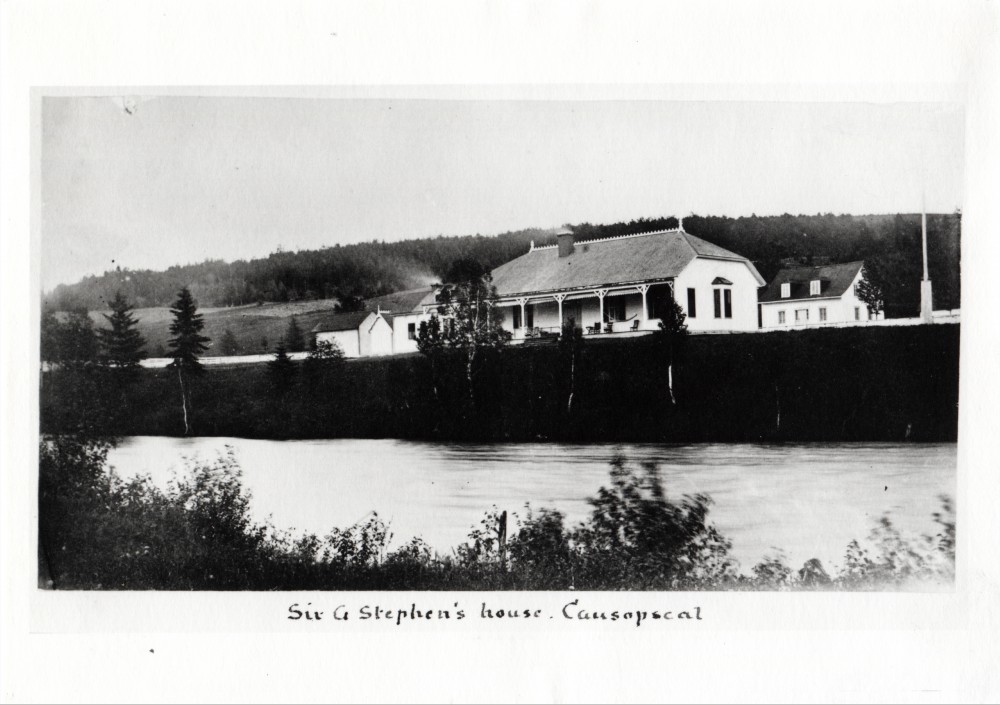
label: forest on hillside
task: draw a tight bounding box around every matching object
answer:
[45,212,961,318]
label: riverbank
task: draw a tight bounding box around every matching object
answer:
[40,435,956,591]
[40,324,960,443]
[105,436,957,572]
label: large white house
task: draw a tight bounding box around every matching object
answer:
[757,261,879,328]
[315,226,766,357]
[489,226,765,337]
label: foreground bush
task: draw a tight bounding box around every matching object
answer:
[39,437,956,590]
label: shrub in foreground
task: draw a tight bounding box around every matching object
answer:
[39,437,956,591]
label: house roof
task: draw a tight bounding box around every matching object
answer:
[364,287,438,314]
[490,228,764,297]
[758,261,865,303]
[311,310,374,333]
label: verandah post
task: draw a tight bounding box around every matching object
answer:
[553,293,566,331]
[596,289,607,330]
[637,284,650,322]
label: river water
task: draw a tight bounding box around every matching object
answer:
[107,437,956,572]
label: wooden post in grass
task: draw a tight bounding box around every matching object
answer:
[498,510,508,566]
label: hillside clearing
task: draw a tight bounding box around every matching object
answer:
[87,298,342,356]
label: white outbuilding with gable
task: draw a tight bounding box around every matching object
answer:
[311,310,394,358]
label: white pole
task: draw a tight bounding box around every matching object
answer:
[920,191,934,322]
[922,193,929,282]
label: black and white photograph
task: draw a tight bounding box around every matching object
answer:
[4,2,1000,703]
[37,94,962,592]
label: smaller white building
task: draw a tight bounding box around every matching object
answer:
[362,287,441,355]
[311,310,394,358]
[758,261,880,329]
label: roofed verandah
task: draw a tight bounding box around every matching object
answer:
[489,226,762,335]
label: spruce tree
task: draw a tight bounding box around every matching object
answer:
[285,316,305,352]
[219,328,239,356]
[97,292,147,369]
[269,340,297,390]
[167,287,210,372]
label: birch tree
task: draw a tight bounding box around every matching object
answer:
[417,262,510,411]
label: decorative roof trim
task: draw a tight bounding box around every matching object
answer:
[527,227,685,253]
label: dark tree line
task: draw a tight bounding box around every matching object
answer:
[44,212,960,318]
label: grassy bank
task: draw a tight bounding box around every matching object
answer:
[39,435,955,591]
[40,324,960,443]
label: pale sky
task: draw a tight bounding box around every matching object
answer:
[41,97,964,291]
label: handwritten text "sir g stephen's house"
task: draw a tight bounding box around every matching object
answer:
[287,600,703,627]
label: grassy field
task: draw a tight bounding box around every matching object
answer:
[87,298,343,356]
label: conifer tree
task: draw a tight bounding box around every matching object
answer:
[167,287,210,435]
[219,328,239,356]
[167,287,210,372]
[97,292,147,369]
[268,340,297,390]
[284,316,305,352]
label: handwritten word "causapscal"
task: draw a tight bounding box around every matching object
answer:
[562,599,702,626]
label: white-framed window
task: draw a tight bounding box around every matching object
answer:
[810,280,821,296]
[819,307,827,322]
[780,282,791,298]
[407,322,417,340]
[778,310,786,324]
[795,308,808,324]
[854,307,861,321]
[713,288,732,319]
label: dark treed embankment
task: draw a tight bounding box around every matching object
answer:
[40,325,960,443]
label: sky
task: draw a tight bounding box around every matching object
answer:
[40,96,965,291]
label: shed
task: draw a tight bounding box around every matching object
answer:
[311,311,393,358]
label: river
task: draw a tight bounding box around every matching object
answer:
[107,437,956,572]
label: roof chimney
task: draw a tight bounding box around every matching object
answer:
[556,227,575,258]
